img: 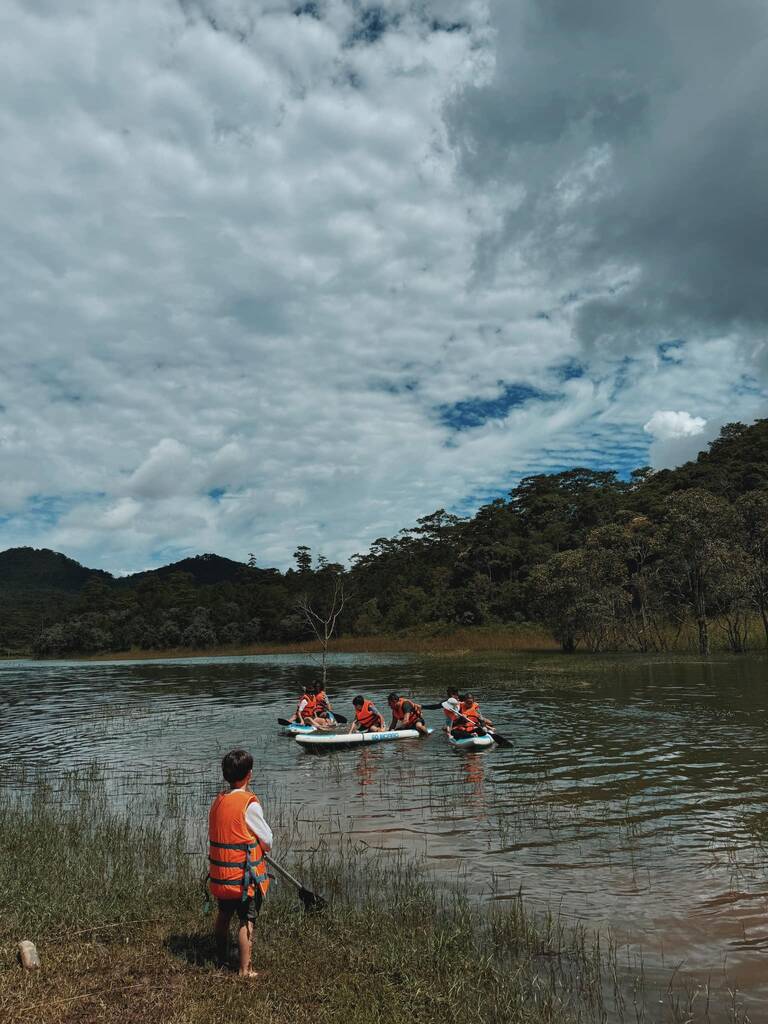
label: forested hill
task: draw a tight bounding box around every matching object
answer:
[2,418,768,656]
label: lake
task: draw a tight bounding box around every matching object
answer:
[1,651,766,1020]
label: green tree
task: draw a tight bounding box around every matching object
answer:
[293,546,312,573]
[735,490,768,647]
[661,489,737,655]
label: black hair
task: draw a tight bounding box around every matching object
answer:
[387,692,399,703]
[446,687,459,697]
[352,695,364,707]
[221,749,253,785]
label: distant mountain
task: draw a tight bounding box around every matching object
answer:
[0,547,112,592]
[121,552,251,587]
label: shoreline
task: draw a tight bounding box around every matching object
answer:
[26,624,561,662]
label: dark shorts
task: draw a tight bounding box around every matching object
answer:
[217,890,262,923]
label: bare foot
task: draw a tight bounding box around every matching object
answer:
[238,968,266,980]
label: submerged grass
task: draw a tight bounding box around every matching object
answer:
[0,770,757,1024]
[0,771,601,1024]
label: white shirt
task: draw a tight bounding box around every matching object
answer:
[442,697,461,717]
[227,786,273,850]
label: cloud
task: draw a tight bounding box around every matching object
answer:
[448,1,768,363]
[0,1,766,572]
[643,411,706,440]
[643,410,710,469]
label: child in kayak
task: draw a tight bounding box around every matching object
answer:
[295,684,333,730]
[349,695,385,733]
[441,687,462,733]
[312,683,336,726]
[450,693,493,740]
[208,748,272,979]
[387,693,429,736]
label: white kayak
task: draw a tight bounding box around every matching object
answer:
[296,728,432,749]
[448,732,494,749]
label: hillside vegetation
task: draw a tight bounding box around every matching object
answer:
[2,419,768,657]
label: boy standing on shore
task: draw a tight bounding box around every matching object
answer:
[208,749,272,978]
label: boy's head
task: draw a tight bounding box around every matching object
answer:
[352,695,365,708]
[221,748,253,785]
[313,682,323,694]
[461,693,473,707]
[387,692,399,706]
[446,687,459,699]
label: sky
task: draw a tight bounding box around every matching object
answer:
[1,0,767,574]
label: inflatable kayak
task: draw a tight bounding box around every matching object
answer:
[448,732,494,749]
[280,722,317,736]
[279,713,337,736]
[296,728,432,750]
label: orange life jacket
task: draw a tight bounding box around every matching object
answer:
[461,702,482,732]
[355,699,382,729]
[297,693,316,719]
[392,698,422,727]
[208,789,270,902]
[443,698,461,723]
[314,690,330,716]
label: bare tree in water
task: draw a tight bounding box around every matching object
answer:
[297,574,347,685]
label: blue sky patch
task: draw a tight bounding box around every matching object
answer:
[430,20,468,34]
[294,2,320,18]
[368,376,418,395]
[553,360,585,382]
[347,7,396,46]
[438,383,554,431]
[657,340,684,363]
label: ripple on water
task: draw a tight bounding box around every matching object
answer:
[2,652,768,1012]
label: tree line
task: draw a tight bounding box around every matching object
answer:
[8,418,768,657]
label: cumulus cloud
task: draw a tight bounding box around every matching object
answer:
[643,411,706,440]
[643,410,710,469]
[0,0,766,572]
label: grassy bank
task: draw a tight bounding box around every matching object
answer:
[0,769,604,1024]
[19,614,768,664]
[74,623,559,662]
[1,770,758,1023]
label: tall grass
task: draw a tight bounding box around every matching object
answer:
[0,771,755,1024]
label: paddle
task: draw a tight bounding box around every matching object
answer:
[440,701,514,749]
[265,853,326,913]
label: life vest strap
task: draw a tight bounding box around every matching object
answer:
[210,840,258,850]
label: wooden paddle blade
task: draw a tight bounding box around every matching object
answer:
[298,887,327,913]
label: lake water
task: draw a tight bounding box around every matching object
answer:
[1,651,767,1020]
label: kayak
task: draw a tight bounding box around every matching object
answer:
[296,728,432,750]
[280,713,337,736]
[448,733,494,749]
[281,722,317,736]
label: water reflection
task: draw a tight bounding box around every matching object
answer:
[1,651,767,1015]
